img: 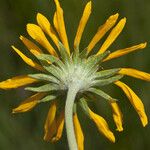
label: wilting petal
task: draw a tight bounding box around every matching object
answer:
[12,92,46,113]
[89,109,115,143]
[27,24,57,56]
[37,13,59,49]
[12,46,44,71]
[44,101,57,141]
[87,13,119,53]
[0,75,38,89]
[54,0,70,54]
[20,35,43,56]
[73,113,84,150]
[51,111,65,142]
[97,18,126,55]
[119,68,150,81]
[115,81,148,127]
[74,1,91,49]
[103,43,147,62]
[109,102,123,131]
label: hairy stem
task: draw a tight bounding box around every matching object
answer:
[65,85,79,150]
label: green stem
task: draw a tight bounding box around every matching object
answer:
[65,85,79,150]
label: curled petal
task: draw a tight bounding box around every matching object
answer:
[74,1,91,49]
[0,75,38,89]
[73,113,84,150]
[44,101,57,141]
[109,102,123,131]
[37,13,59,49]
[54,0,70,54]
[20,35,43,56]
[12,93,46,113]
[27,24,57,56]
[97,18,126,55]
[103,43,147,62]
[51,111,65,142]
[119,68,150,81]
[87,13,119,53]
[89,109,115,143]
[115,81,148,127]
[12,46,44,71]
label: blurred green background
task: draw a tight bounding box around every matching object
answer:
[0,0,150,149]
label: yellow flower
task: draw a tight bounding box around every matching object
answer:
[0,0,149,149]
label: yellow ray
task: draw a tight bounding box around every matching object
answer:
[12,46,44,71]
[74,1,92,49]
[87,13,119,53]
[37,13,60,49]
[20,35,43,56]
[54,0,70,54]
[27,24,57,56]
[73,113,84,150]
[115,81,148,127]
[109,102,123,131]
[0,75,38,89]
[97,18,126,55]
[103,43,147,62]
[119,68,150,81]
[12,93,46,113]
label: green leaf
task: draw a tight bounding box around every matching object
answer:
[93,75,123,86]
[78,97,90,117]
[28,74,59,84]
[39,95,57,103]
[88,88,117,102]
[25,83,59,92]
[95,68,121,79]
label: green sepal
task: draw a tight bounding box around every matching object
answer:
[25,83,59,92]
[79,48,88,59]
[87,87,117,102]
[95,68,121,79]
[78,97,90,118]
[59,42,70,64]
[86,51,110,68]
[38,95,57,103]
[93,75,123,86]
[73,103,77,114]
[28,74,59,84]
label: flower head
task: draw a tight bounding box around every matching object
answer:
[0,0,149,149]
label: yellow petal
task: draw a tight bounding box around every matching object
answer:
[89,109,115,143]
[73,113,84,150]
[27,24,57,56]
[0,75,38,89]
[44,101,57,141]
[54,0,70,54]
[74,1,92,49]
[109,102,123,132]
[12,46,44,71]
[37,13,59,49]
[97,18,126,55]
[51,111,65,142]
[103,43,147,62]
[12,93,46,113]
[119,68,150,81]
[20,35,43,56]
[53,12,60,35]
[87,13,119,53]
[115,81,148,127]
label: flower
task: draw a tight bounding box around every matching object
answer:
[0,0,149,149]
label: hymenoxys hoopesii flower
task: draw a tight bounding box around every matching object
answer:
[0,0,149,150]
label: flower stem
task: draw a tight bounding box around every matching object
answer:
[65,85,79,150]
